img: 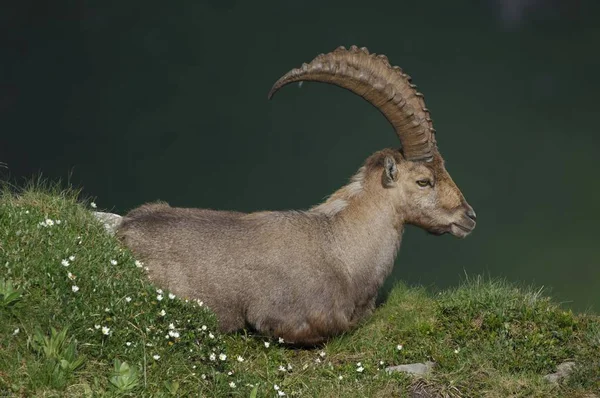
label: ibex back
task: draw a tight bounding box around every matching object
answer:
[118,46,477,345]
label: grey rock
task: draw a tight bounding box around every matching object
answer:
[93,211,123,235]
[385,361,436,376]
[543,361,576,384]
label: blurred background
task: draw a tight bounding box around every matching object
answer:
[1,0,598,311]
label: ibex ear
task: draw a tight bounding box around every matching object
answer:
[383,156,398,187]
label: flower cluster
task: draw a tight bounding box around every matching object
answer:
[39,218,61,227]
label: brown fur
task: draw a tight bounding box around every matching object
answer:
[117,148,475,345]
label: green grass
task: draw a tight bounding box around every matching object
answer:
[0,182,598,397]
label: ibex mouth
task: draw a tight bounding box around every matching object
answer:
[450,222,475,238]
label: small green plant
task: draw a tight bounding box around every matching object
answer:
[28,326,86,388]
[109,359,140,392]
[249,384,259,398]
[0,278,23,310]
[163,380,179,395]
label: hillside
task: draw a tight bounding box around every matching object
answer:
[0,183,598,397]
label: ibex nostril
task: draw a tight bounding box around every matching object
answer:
[466,208,477,221]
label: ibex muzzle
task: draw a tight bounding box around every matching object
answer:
[118,46,476,345]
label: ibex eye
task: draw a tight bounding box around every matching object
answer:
[416,180,430,187]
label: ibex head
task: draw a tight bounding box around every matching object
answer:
[269,45,476,238]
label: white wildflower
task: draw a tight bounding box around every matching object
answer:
[156,288,163,294]
[94,324,101,329]
[61,259,70,267]
[287,363,293,370]
[201,374,206,380]
[67,272,75,280]
[153,354,160,360]
[219,353,227,361]
[168,330,180,338]
[196,299,203,307]
[356,366,364,373]
[274,385,280,391]
[278,391,286,397]
[156,294,163,301]
[209,353,216,361]
[104,307,110,312]
[264,341,270,348]
[25,210,29,214]
[454,348,460,354]
[101,326,110,335]
[159,309,166,317]
[201,325,207,331]
[208,332,214,339]
[71,285,79,293]
[126,342,132,346]
[227,371,233,376]
[110,259,117,265]
[168,323,175,330]
[168,293,176,300]
[379,360,385,365]
[236,355,244,362]
[319,351,326,357]
[90,202,97,208]
[396,344,403,351]
[278,337,285,344]
[135,260,143,268]
[55,220,61,225]
[69,255,75,261]
[278,365,286,372]
[229,382,236,388]
[338,375,343,380]
[45,219,54,226]
[12,328,19,336]
[125,296,132,302]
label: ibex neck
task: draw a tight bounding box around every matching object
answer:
[311,180,405,298]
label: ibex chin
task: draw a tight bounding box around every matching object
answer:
[117,46,476,345]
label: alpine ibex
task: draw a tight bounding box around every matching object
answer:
[117,46,476,345]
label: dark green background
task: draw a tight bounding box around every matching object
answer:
[2,1,598,311]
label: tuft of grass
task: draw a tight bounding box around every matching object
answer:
[0,180,598,397]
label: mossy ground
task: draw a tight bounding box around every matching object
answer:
[0,182,598,397]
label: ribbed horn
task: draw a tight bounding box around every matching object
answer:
[268,45,436,162]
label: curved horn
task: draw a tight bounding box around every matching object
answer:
[268,45,436,162]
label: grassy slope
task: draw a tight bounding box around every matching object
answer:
[0,184,598,397]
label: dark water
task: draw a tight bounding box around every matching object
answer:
[2,1,599,311]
